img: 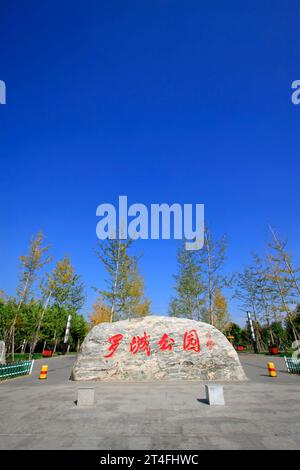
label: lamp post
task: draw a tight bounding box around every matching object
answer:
[247,311,258,354]
[62,314,72,355]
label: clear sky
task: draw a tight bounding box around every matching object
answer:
[1,1,299,325]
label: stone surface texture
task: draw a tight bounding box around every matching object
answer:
[72,316,246,381]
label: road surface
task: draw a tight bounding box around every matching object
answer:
[0,353,299,449]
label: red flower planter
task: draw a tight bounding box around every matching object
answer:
[269,347,279,355]
[42,349,54,357]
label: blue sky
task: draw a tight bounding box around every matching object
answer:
[1,1,299,325]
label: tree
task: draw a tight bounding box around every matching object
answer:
[39,305,87,352]
[213,288,230,332]
[28,294,52,359]
[69,313,88,351]
[234,226,300,348]
[267,227,300,342]
[270,321,288,348]
[30,256,85,356]
[95,238,148,322]
[169,243,205,320]
[8,231,51,358]
[17,231,51,306]
[0,298,17,343]
[235,265,260,317]
[45,256,85,312]
[234,255,275,350]
[286,305,300,344]
[0,290,6,300]
[195,227,229,325]
[224,322,243,345]
[122,260,150,319]
[169,229,230,325]
[269,225,300,297]
[89,299,111,326]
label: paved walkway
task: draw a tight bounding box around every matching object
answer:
[0,354,299,449]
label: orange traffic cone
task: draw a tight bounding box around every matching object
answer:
[267,362,277,377]
[39,365,48,380]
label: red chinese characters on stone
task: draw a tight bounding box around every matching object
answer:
[183,329,201,353]
[104,329,207,358]
[206,332,215,350]
[104,334,124,358]
[158,333,175,351]
[130,331,151,356]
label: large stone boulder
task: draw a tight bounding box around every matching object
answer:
[72,316,246,381]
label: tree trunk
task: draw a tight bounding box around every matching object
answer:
[11,327,14,362]
[29,292,52,360]
[21,339,27,354]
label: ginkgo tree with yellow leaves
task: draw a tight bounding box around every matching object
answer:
[29,255,86,358]
[89,299,111,326]
[122,259,151,320]
[89,261,150,327]
[213,288,230,332]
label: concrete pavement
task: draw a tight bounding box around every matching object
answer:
[0,354,299,450]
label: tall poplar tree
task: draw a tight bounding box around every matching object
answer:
[195,227,228,325]
[95,239,132,322]
[96,239,150,321]
[169,243,205,320]
[9,231,51,358]
[31,256,85,355]
[267,227,300,342]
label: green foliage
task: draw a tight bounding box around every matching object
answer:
[95,239,132,321]
[17,231,51,305]
[2,224,300,357]
[225,322,243,343]
[169,229,230,327]
[285,305,300,343]
[235,228,300,345]
[169,244,205,320]
[43,256,85,312]
[224,322,252,347]
[0,298,15,342]
[0,297,88,352]
[1,234,89,356]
